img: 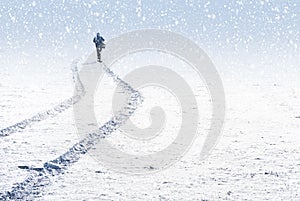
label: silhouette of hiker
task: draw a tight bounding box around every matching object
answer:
[93,33,105,62]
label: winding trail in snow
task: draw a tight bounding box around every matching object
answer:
[0,60,85,137]
[0,62,142,200]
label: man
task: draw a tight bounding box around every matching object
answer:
[93,33,105,62]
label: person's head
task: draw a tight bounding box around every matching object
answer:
[97,33,100,37]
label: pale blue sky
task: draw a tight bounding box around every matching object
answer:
[0,0,299,71]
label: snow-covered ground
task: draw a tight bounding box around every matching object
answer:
[0,52,299,200]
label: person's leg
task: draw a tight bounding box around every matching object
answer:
[96,47,101,62]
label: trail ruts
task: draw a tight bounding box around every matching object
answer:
[0,60,85,137]
[0,62,142,200]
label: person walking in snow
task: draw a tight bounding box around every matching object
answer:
[93,33,105,62]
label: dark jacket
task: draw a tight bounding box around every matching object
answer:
[93,34,105,47]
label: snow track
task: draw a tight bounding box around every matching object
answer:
[0,62,142,200]
[0,60,85,137]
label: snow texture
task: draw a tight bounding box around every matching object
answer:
[0,62,142,200]
[0,1,299,200]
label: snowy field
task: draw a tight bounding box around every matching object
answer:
[1,1,300,200]
[0,52,299,200]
